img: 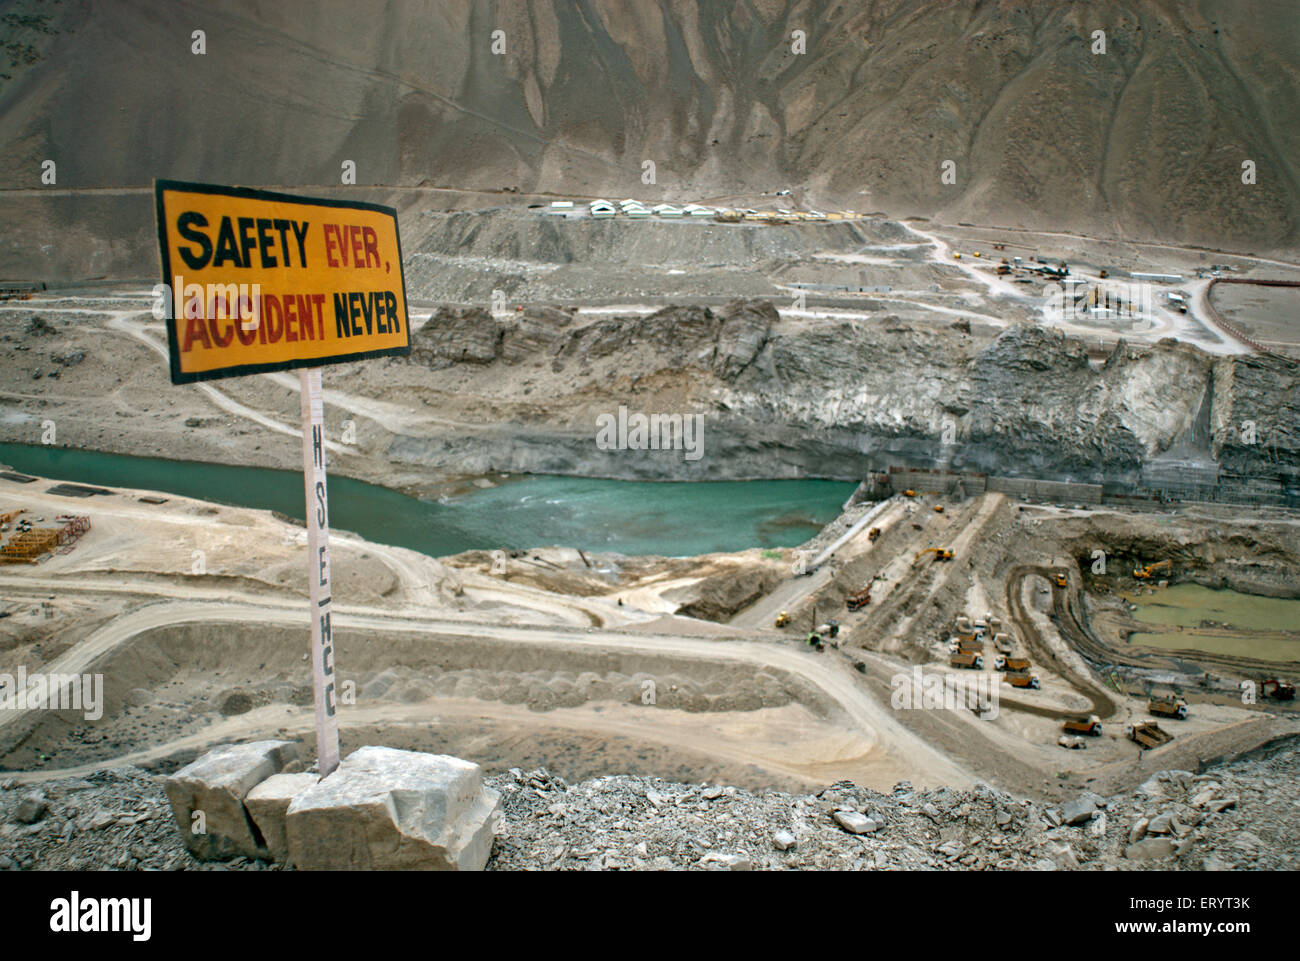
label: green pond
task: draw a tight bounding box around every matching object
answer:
[0,443,854,559]
[1127,583,1300,663]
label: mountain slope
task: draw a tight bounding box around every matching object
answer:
[0,0,1296,260]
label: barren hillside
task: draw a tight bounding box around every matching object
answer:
[0,0,1297,278]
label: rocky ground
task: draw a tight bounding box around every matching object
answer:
[2,734,1296,871]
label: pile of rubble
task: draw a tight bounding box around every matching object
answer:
[489,748,1298,870]
[1,737,1296,870]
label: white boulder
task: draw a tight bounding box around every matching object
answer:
[285,746,501,870]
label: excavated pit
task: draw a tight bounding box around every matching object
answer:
[0,620,852,792]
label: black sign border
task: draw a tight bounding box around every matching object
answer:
[154,179,413,385]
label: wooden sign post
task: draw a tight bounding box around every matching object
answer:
[155,180,411,775]
[299,367,339,774]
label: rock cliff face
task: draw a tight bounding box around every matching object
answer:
[392,299,1298,494]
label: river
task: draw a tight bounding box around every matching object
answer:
[0,443,854,559]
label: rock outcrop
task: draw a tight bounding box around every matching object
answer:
[395,300,1299,496]
[8,735,1299,871]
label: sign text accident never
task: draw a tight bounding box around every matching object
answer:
[154,180,410,383]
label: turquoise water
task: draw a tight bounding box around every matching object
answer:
[0,444,853,558]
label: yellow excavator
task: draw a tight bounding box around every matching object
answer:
[1133,559,1172,580]
[774,611,791,628]
[913,547,955,565]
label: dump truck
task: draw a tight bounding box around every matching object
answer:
[846,587,872,611]
[774,611,790,628]
[1006,672,1040,690]
[1263,678,1297,701]
[993,633,1014,656]
[950,652,983,670]
[955,637,983,655]
[1126,721,1173,749]
[1148,695,1188,720]
[995,656,1031,673]
[1062,715,1102,736]
[933,505,945,513]
[1133,559,1172,580]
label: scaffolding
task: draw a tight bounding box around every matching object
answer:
[0,515,90,562]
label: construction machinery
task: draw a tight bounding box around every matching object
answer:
[950,651,983,670]
[1127,721,1174,749]
[995,656,1031,673]
[0,281,46,301]
[1062,715,1103,736]
[1007,672,1041,690]
[993,633,1014,656]
[1055,571,1068,588]
[806,620,839,651]
[1263,678,1296,701]
[774,611,791,628]
[902,489,917,497]
[933,505,945,513]
[1133,559,1172,580]
[913,548,955,564]
[1148,695,1189,720]
[867,527,881,542]
[846,587,872,611]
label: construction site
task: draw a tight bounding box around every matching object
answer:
[0,0,1297,888]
